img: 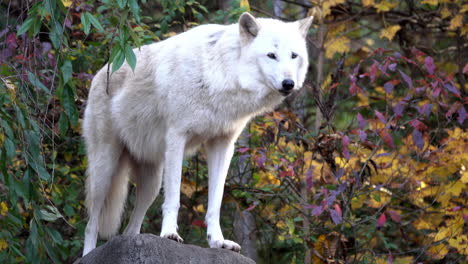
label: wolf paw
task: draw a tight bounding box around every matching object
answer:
[161,232,184,243]
[210,239,241,252]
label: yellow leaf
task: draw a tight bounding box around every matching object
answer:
[461,25,468,36]
[421,0,439,6]
[181,179,198,198]
[325,36,350,59]
[367,193,391,208]
[380,25,401,41]
[0,202,8,216]
[427,243,449,259]
[446,182,464,197]
[374,1,397,12]
[362,0,375,7]
[441,7,451,19]
[321,74,332,91]
[257,171,280,186]
[448,235,468,255]
[434,227,452,242]
[61,0,73,7]
[0,239,7,251]
[193,204,205,213]
[240,0,250,11]
[460,171,468,184]
[449,14,463,30]
[413,218,432,230]
[393,256,414,264]
[322,0,346,17]
[357,92,369,107]
[461,4,468,13]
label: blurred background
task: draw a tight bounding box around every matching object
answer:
[0,0,466,263]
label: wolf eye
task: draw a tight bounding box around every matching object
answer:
[291,52,298,59]
[267,53,277,60]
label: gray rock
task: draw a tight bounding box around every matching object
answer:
[75,234,256,264]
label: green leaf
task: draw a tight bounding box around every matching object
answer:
[125,45,137,71]
[49,20,62,49]
[112,49,125,73]
[4,137,15,158]
[39,205,62,222]
[117,0,128,9]
[46,227,63,244]
[1,120,14,138]
[60,60,73,84]
[128,0,140,23]
[58,112,68,136]
[86,12,104,32]
[61,84,78,127]
[17,17,35,35]
[81,12,90,35]
[27,71,49,93]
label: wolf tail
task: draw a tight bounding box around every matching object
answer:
[97,160,130,239]
[85,149,131,239]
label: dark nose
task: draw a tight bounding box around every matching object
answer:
[282,79,295,91]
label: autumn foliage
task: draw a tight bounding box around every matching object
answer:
[0,0,467,263]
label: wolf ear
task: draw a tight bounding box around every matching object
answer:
[297,16,314,38]
[239,12,260,42]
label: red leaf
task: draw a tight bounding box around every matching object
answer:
[237,147,250,153]
[191,220,207,228]
[409,119,428,131]
[424,56,435,74]
[458,106,467,125]
[350,83,358,95]
[375,110,387,124]
[334,204,342,216]
[383,81,394,94]
[418,103,433,116]
[399,70,413,88]
[255,154,266,169]
[387,210,401,223]
[330,208,342,224]
[463,63,468,74]
[433,87,441,97]
[379,129,395,149]
[312,205,324,216]
[359,129,367,142]
[306,167,314,188]
[341,135,350,160]
[412,129,424,150]
[370,61,378,82]
[444,83,461,97]
[445,102,461,119]
[6,33,18,49]
[246,202,258,212]
[357,113,367,129]
[393,102,404,117]
[377,213,387,228]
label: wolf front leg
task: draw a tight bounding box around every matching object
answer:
[160,132,186,242]
[205,135,241,252]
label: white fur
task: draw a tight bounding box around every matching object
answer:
[82,12,313,256]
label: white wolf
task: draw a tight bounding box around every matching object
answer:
[82,12,313,256]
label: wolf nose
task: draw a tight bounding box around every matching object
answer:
[282,79,295,91]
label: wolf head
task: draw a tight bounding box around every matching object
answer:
[238,12,313,97]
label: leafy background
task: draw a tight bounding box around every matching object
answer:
[0,0,467,263]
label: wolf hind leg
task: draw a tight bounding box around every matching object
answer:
[124,161,163,235]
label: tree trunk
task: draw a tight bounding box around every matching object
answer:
[232,128,258,261]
